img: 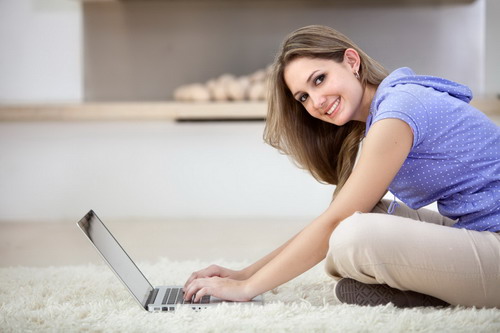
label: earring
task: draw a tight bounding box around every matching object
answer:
[354,71,360,79]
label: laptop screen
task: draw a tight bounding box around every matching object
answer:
[77,210,153,309]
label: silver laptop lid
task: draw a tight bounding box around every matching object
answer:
[76,210,153,309]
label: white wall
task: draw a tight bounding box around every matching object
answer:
[0,0,82,103]
[485,0,500,97]
[0,121,334,222]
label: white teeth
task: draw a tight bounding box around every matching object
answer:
[327,99,340,115]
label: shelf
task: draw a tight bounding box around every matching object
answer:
[0,102,267,122]
[468,98,500,117]
[0,98,498,122]
[80,0,476,5]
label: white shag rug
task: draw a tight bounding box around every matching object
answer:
[1,258,499,332]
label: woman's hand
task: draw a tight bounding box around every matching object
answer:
[183,276,253,303]
[183,264,247,291]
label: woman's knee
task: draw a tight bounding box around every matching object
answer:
[326,212,380,281]
[329,211,407,263]
[329,212,383,260]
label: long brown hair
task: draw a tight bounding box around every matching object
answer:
[264,25,387,196]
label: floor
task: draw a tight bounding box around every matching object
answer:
[0,218,305,267]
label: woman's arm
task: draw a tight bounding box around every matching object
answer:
[184,118,413,302]
[239,232,300,278]
[183,232,300,288]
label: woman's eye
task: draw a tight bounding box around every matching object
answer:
[314,74,325,85]
[299,94,308,103]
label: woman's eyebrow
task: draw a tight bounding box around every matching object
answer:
[293,70,319,99]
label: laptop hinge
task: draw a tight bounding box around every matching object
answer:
[145,288,159,308]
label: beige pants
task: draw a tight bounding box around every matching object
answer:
[325,200,500,308]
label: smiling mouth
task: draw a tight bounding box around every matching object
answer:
[326,98,340,116]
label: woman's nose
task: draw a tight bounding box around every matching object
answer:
[312,94,326,110]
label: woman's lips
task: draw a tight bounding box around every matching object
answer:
[326,98,340,118]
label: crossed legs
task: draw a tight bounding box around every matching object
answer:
[325,200,500,308]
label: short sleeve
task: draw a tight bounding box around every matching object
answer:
[371,90,428,149]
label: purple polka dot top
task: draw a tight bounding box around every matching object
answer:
[366,67,500,232]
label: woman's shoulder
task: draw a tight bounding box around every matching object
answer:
[372,68,473,117]
[375,67,472,103]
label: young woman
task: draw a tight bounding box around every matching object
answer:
[183,25,500,308]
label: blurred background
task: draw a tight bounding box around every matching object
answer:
[0,0,499,265]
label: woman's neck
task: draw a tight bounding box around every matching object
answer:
[356,83,377,123]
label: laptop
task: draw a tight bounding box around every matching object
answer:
[76,210,264,312]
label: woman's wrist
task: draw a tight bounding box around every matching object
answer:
[241,277,261,301]
[235,267,253,280]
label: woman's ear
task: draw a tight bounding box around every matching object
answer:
[343,48,361,72]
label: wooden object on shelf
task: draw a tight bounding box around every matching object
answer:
[468,98,500,117]
[0,102,267,122]
[0,98,498,122]
[80,0,476,5]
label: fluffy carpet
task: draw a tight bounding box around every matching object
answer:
[1,258,499,332]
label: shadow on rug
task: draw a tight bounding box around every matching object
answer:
[1,258,499,332]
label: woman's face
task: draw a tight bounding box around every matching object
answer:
[284,51,372,126]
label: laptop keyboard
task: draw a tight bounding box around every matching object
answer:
[162,287,211,305]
